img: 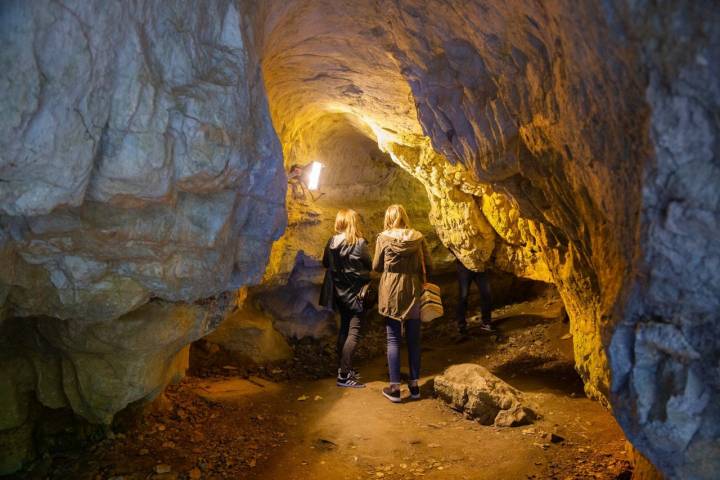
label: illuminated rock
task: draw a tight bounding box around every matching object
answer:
[435,364,537,427]
[0,0,717,477]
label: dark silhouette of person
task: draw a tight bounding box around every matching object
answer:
[454,254,493,336]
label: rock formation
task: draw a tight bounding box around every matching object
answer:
[435,364,537,427]
[0,0,718,478]
[0,1,284,472]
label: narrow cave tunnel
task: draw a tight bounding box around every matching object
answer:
[1,1,718,479]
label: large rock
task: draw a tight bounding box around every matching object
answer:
[204,306,292,364]
[0,1,286,471]
[0,297,230,425]
[434,364,537,427]
[0,0,286,322]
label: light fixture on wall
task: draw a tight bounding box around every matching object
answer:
[307,161,323,190]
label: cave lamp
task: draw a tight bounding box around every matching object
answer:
[307,161,323,190]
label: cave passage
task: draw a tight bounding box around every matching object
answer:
[2,0,717,479]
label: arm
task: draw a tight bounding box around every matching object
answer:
[421,238,433,275]
[359,239,372,271]
[372,236,385,272]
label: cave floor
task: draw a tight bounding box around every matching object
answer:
[44,303,632,480]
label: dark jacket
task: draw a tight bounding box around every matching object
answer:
[372,228,432,321]
[319,234,372,313]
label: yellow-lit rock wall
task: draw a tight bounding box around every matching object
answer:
[254,0,645,407]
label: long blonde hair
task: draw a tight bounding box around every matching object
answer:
[335,209,363,245]
[383,204,411,231]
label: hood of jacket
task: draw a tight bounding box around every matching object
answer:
[329,233,361,256]
[380,228,423,256]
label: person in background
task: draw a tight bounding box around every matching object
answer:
[288,163,324,202]
[454,253,493,337]
[373,204,432,403]
[319,209,371,388]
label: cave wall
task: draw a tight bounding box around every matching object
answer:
[255,1,718,477]
[0,0,718,478]
[609,1,720,478]
[0,0,285,469]
[256,0,644,409]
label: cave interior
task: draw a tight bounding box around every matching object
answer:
[0,1,718,479]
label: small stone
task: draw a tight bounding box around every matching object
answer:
[154,464,172,474]
[542,431,565,443]
[189,468,202,480]
[297,395,309,401]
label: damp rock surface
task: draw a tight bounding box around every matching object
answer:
[0,0,285,468]
[0,0,718,478]
[434,364,536,427]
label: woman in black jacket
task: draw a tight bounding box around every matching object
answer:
[319,209,372,388]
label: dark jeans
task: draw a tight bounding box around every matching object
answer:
[456,260,492,329]
[385,317,421,384]
[337,304,363,375]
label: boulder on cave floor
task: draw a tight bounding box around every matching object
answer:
[434,364,537,427]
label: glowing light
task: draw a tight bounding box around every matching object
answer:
[307,161,323,190]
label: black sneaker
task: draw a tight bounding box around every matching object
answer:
[409,384,420,400]
[382,386,402,403]
[338,368,361,379]
[337,374,365,388]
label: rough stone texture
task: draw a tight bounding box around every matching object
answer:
[0,297,230,425]
[0,0,286,322]
[256,0,647,411]
[204,305,292,364]
[0,0,718,477]
[609,2,720,478]
[0,1,285,472]
[434,364,536,427]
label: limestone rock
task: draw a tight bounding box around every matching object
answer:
[434,364,536,427]
[0,0,286,321]
[0,296,231,425]
[204,306,292,364]
[1,0,718,478]
[0,417,34,475]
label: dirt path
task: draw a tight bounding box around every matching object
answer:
[42,301,632,480]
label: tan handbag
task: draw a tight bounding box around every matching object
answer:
[419,243,443,322]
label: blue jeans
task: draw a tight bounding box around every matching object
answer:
[385,317,421,384]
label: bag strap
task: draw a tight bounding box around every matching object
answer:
[419,240,427,284]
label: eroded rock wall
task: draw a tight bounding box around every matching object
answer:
[257,0,645,406]
[256,1,718,477]
[609,1,720,478]
[1,0,717,477]
[0,0,285,466]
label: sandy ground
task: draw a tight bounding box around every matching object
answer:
[32,298,632,480]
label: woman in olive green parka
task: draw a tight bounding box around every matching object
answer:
[373,204,431,403]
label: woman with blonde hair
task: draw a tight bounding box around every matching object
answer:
[319,209,372,388]
[373,204,432,402]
